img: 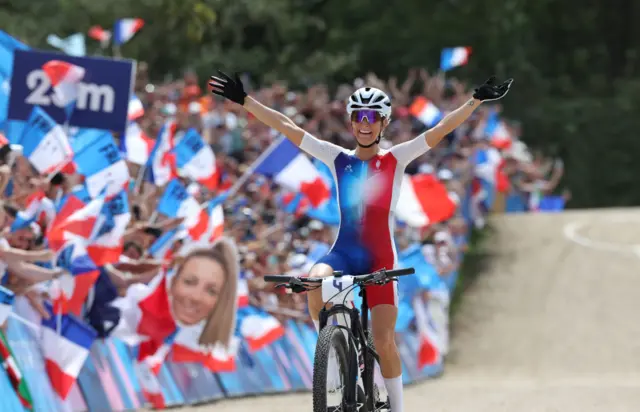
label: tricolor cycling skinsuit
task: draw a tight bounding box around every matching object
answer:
[300,133,431,307]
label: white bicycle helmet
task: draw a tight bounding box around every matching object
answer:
[346,87,392,119]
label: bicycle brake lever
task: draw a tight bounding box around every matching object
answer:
[372,270,387,283]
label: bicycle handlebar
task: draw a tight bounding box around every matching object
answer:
[263,267,415,285]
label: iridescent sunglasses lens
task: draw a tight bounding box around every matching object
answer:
[352,110,380,123]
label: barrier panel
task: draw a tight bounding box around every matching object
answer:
[0,254,457,412]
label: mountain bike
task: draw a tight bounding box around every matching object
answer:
[264,267,414,412]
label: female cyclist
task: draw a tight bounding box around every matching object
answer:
[210,72,513,412]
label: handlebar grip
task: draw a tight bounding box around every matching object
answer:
[387,268,415,277]
[263,275,293,283]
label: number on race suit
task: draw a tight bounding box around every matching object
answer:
[321,275,355,304]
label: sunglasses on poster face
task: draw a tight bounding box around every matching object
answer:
[351,110,382,123]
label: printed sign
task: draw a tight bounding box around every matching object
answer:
[8,49,135,133]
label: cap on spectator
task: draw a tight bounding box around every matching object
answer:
[162,103,177,116]
[284,106,298,117]
[187,182,200,196]
[294,114,306,125]
[288,253,308,269]
[225,112,238,129]
[435,231,450,244]
[30,222,41,238]
[188,101,201,114]
[437,169,454,181]
[418,163,434,174]
[309,220,324,231]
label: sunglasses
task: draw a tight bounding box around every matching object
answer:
[351,110,382,123]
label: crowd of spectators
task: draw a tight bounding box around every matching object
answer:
[0,65,566,324]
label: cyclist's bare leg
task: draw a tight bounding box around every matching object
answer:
[307,263,335,330]
[371,304,401,376]
[371,304,404,412]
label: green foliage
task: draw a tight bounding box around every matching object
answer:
[449,225,491,316]
[1,0,638,207]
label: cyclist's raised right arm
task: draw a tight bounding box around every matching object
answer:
[244,98,341,163]
[243,96,305,146]
[210,70,341,162]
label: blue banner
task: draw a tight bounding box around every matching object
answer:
[8,49,135,133]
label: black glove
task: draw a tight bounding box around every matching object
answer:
[209,70,247,105]
[472,76,514,101]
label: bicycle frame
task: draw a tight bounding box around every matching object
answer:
[317,287,380,407]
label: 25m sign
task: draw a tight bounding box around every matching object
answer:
[8,49,135,133]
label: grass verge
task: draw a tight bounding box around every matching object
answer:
[449,223,493,316]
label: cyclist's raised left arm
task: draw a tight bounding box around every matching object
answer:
[391,97,482,166]
[424,98,482,148]
[392,76,513,166]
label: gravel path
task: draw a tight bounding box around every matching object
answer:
[162,209,640,411]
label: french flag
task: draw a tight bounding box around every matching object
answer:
[474,147,509,201]
[87,191,131,266]
[171,327,240,373]
[254,136,330,208]
[47,192,105,251]
[156,179,209,241]
[413,296,446,368]
[52,239,101,316]
[41,60,85,118]
[122,122,154,165]
[203,201,224,243]
[113,18,144,46]
[173,129,219,190]
[395,173,457,228]
[440,47,472,71]
[484,112,512,149]
[306,159,340,226]
[0,285,14,327]
[73,130,130,198]
[110,274,177,347]
[146,121,177,186]
[176,200,225,257]
[10,190,45,232]
[239,308,286,352]
[128,95,144,121]
[148,227,181,261]
[280,192,311,218]
[134,360,165,409]
[66,128,108,174]
[410,97,443,128]
[88,26,111,47]
[237,277,249,308]
[53,185,91,217]
[19,107,74,175]
[41,304,97,399]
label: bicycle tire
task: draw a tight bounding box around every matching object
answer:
[363,333,387,411]
[313,325,355,412]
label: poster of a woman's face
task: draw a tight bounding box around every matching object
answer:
[169,237,238,347]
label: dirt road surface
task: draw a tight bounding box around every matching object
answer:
[167,209,640,411]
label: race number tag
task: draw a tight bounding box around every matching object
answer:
[322,276,355,304]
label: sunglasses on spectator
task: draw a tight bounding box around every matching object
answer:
[351,110,382,123]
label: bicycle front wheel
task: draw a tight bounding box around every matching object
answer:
[313,325,355,412]
[364,332,388,411]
